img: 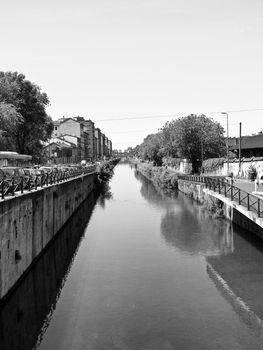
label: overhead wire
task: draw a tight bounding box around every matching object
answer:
[93,108,263,122]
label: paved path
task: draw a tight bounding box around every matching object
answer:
[234,180,256,194]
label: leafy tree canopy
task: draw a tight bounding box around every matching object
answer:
[0,102,23,150]
[162,114,225,172]
[139,132,165,166]
[130,114,225,173]
[0,71,53,161]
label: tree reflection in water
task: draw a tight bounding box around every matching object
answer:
[96,182,113,209]
[134,170,178,209]
[135,170,233,256]
[135,169,263,338]
[161,200,233,256]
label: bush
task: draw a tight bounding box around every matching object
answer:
[248,165,257,180]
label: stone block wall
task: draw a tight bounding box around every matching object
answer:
[177,180,206,203]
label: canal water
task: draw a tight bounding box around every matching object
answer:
[2,162,263,349]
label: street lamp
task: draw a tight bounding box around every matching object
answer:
[221,112,229,175]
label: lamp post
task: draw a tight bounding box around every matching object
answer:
[239,122,242,174]
[221,112,229,175]
[201,138,203,174]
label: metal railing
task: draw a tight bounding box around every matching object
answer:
[178,175,263,218]
[0,166,96,200]
[178,175,208,184]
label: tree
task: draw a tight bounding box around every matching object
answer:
[0,71,53,161]
[0,102,23,150]
[139,132,165,166]
[161,121,179,158]
[162,115,225,173]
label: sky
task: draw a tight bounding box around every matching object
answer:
[1,0,263,150]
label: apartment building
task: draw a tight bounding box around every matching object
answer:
[52,117,112,163]
[108,140,112,157]
[44,137,79,164]
[52,118,87,161]
[82,119,95,161]
[95,128,102,160]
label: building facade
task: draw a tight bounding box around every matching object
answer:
[44,137,79,164]
[82,119,95,161]
[95,128,102,160]
[51,117,112,163]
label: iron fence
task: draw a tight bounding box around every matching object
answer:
[0,166,96,200]
[178,175,263,218]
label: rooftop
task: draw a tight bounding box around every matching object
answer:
[229,133,263,150]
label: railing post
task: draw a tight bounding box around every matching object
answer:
[11,177,15,196]
[238,190,241,205]
[247,194,250,211]
[1,181,4,199]
[258,199,260,217]
[21,177,24,194]
[231,185,233,201]
[28,178,31,191]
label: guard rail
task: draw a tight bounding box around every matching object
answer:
[178,175,263,218]
[0,166,96,200]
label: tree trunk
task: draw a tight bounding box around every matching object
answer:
[191,159,201,174]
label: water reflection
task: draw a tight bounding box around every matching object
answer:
[135,170,178,209]
[135,170,233,256]
[8,163,263,350]
[96,182,113,209]
[207,227,263,337]
[0,191,98,350]
[161,209,233,256]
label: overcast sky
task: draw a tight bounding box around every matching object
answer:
[1,0,263,150]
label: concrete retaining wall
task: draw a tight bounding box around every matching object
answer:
[0,173,96,299]
[0,191,97,349]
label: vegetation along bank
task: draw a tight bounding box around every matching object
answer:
[134,161,179,192]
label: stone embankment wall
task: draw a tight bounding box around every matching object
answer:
[178,179,263,238]
[177,180,206,203]
[0,173,96,300]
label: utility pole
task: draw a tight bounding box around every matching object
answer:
[221,112,229,175]
[239,122,242,174]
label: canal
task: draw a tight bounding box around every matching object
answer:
[1,162,263,349]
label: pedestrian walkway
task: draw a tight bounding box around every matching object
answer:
[234,179,263,195]
[178,174,263,219]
